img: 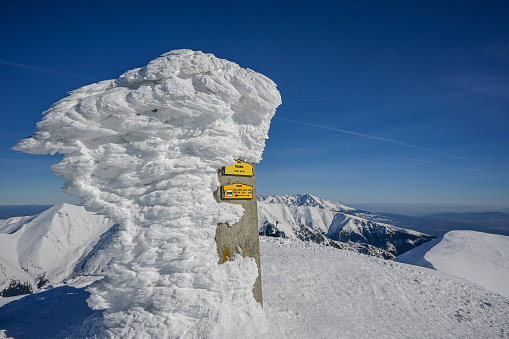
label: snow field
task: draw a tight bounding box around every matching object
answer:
[261,237,509,339]
[1,235,508,338]
[395,230,509,298]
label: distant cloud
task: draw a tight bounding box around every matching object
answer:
[0,59,98,81]
[275,117,471,161]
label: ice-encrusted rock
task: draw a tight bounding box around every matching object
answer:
[13,49,281,337]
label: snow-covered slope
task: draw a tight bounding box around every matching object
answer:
[257,199,394,259]
[0,204,114,297]
[394,230,509,298]
[261,237,509,338]
[259,194,355,212]
[258,194,345,235]
[328,213,435,255]
[1,237,508,338]
[258,194,434,257]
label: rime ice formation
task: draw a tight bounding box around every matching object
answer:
[13,50,281,337]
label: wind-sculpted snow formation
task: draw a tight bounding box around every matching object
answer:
[13,50,281,337]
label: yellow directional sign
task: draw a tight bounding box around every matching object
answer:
[223,183,253,199]
[223,160,254,176]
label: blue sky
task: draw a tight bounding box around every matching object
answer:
[1,1,508,213]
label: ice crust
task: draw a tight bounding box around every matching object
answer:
[13,49,281,337]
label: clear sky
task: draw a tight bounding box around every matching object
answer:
[1,1,508,213]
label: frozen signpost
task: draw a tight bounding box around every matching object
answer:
[216,159,263,304]
[13,50,281,338]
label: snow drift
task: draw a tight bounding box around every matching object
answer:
[13,49,281,337]
[261,237,509,338]
[395,230,509,298]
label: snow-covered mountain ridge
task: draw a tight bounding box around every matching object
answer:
[0,204,114,297]
[0,194,435,297]
[258,194,355,212]
[395,230,509,298]
[258,194,435,258]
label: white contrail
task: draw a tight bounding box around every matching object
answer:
[0,59,98,81]
[274,117,471,161]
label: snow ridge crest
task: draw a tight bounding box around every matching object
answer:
[258,193,355,212]
[258,194,435,258]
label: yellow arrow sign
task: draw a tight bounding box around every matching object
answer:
[223,160,254,176]
[223,183,253,199]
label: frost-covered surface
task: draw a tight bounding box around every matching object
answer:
[1,237,508,338]
[0,204,114,297]
[395,230,509,298]
[258,194,434,257]
[261,237,509,338]
[13,49,281,337]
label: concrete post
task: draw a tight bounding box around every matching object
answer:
[215,161,263,305]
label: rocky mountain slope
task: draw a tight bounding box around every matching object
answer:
[258,194,435,258]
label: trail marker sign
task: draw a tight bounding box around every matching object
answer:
[215,161,262,304]
[222,183,253,199]
[223,160,254,176]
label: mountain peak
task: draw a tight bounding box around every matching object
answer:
[258,194,435,257]
[0,205,114,297]
[258,194,355,212]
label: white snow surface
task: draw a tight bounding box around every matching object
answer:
[0,204,114,295]
[395,230,509,298]
[1,237,508,338]
[261,237,509,338]
[12,49,281,337]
